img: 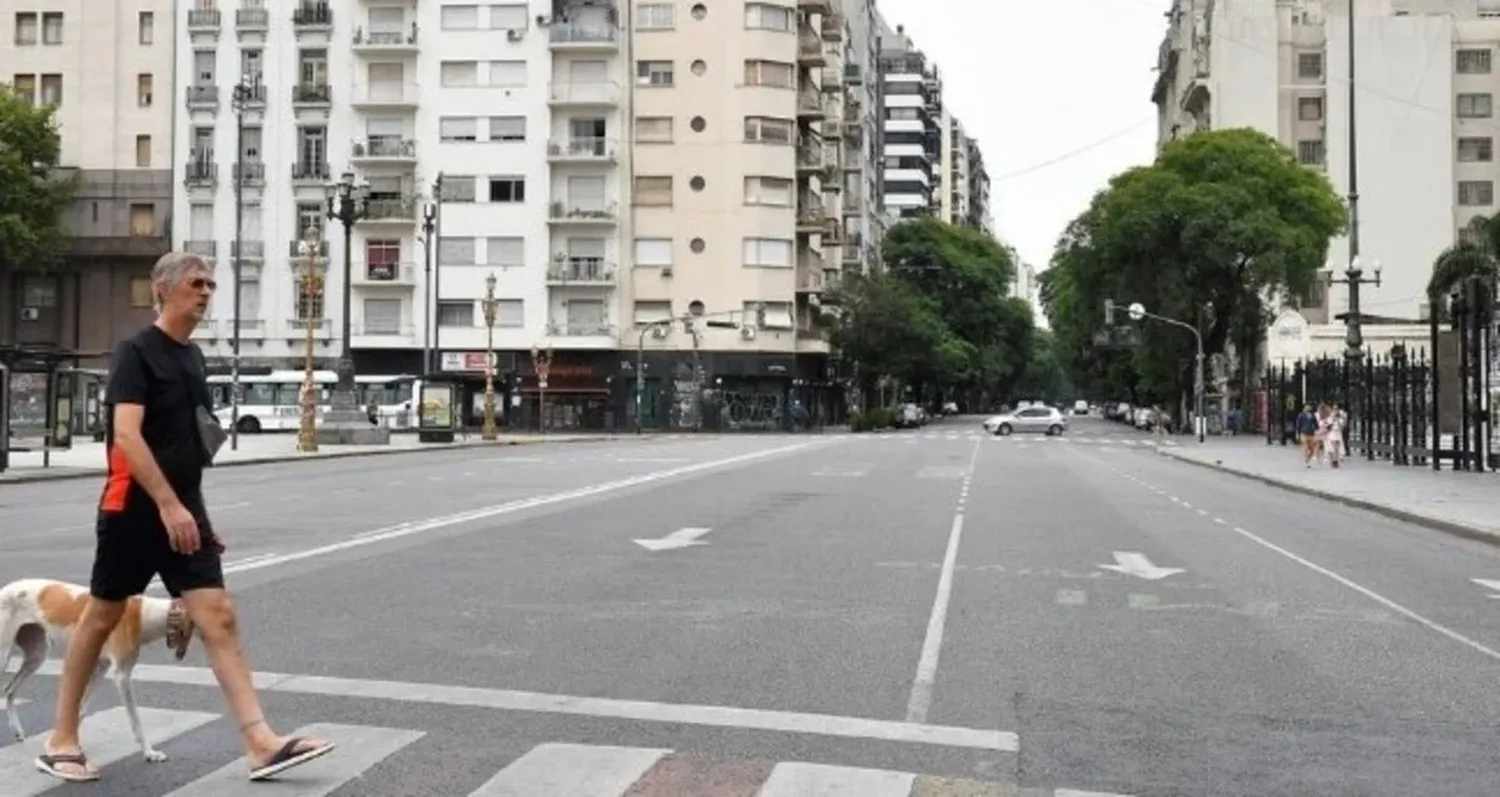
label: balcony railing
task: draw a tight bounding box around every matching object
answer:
[353,323,415,337]
[547,137,616,159]
[358,261,416,282]
[292,161,330,181]
[351,82,419,106]
[797,27,824,61]
[233,162,266,183]
[548,201,618,221]
[548,24,618,47]
[796,140,824,169]
[548,81,620,105]
[184,240,217,258]
[186,84,219,107]
[546,321,615,337]
[292,83,332,104]
[797,196,826,223]
[363,198,417,220]
[796,90,824,116]
[289,239,329,258]
[292,4,332,28]
[546,258,615,284]
[236,8,268,29]
[184,161,217,185]
[797,269,824,292]
[353,25,417,47]
[230,240,264,259]
[351,136,416,158]
[186,9,221,29]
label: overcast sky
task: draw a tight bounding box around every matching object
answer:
[873,0,1166,272]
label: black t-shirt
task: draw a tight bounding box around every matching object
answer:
[98,325,211,514]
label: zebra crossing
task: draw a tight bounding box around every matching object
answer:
[0,705,1135,797]
[862,431,1177,447]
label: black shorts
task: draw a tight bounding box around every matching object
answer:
[90,495,225,601]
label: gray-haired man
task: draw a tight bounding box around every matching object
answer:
[38,251,335,783]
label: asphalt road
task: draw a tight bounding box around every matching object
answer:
[2,419,1498,796]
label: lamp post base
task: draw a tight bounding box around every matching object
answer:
[314,381,392,445]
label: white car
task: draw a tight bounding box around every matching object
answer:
[986,406,1068,436]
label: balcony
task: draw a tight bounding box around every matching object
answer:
[546,136,617,163]
[288,240,329,260]
[796,90,826,119]
[229,240,264,260]
[819,68,842,92]
[292,4,333,30]
[797,27,825,66]
[292,161,330,183]
[232,162,266,184]
[353,323,415,339]
[548,201,617,225]
[186,84,219,110]
[186,8,221,32]
[548,24,618,51]
[797,268,824,293]
[796,197,826,233]
[546,257,616,286]
[236,8,268,31]
[354,261,417,285]
[820,13,844,41]
[350,136,417,163]
[292,83,332,105]
[353,24,418,52]
[844,63,863,85]
[184,159,217,188]
[546,321,615,338]
[361,198,418,222]
[350,82,419,110]
[797,0,832,13]
[796,139,824,174]
[548,81,619,107]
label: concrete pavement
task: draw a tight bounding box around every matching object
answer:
[2,417,1498,795]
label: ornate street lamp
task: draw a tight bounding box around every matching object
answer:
[481,272,499,441]
[227,71,262,451]
[321,171,371,441]
[297,227,324,453]
[531,343,553,432]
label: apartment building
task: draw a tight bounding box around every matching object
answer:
[837,0,884,277]
[875,21,942,220]
[941,111,970,225]
[1152,0,1482,362]
[966,134,993,232]
[0,1,174,360]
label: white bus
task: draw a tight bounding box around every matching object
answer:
[206,371,420,433]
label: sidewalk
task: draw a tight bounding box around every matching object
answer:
[0,431,614,485]
[1157,437,1500,546]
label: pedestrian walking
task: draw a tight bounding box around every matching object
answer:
[1295,403,1320,467]
[37,251,335,783]
[1325,403,1347,468]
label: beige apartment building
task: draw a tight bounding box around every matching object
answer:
[0,1,174,361]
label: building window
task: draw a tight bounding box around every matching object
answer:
[41,12,62,45]
[1457,49,1492,74]
[1458,93,1493,118]
[135,135,151,167]
[440,5,478,29]
[138,11,153,44]
[486,236,524,268]
[294,278,324,320]
[489,4,528,29]
[633,176,673,206]
[488,177,525,202]
[744,2,793,32]
[438,236,477,264]
[11,74,35,103]
[489,60,526,87]
[1297,96,1322,121]
[1296,140,1324,167]
[440,61,479,87]
[437,300,474,327]
[362,298,402,334]
[636,3,674,29]
[743,237,793,268]
[744,116,793,143]
[14,13,37,45]
[129,276,154,308]
[635,116,673,143]
[129,204,155,237]
[636,60,674,87]
[495,299,523,327]
[489,115,525,141]
[1296,52,1322,80]
[744,176,793,205]
[440,116,479,142]
[364,239,402,279]
[440,176,477,203]
[745,300,792,327]
[1459,137,1494,162]
[633,237,672,268]
[39,74,61,105]
[136,73,153,106]
[633,300,673,324]
[1458,180,1494,206]
[744,60,794,89]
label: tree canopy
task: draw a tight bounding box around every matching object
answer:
[1427,214,1499,302]
[1040,127,1347,404]
[0,86,74,271]
[828,218,1037,407]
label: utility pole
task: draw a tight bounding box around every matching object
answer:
[1334,1,1380,370]
[228,73,260,451]
[428,173,444,374]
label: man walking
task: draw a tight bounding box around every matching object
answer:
[1295,403,1320,468]
[37,251,335,783]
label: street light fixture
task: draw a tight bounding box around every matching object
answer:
[531,343,553,432]
[297,227,325,453]
[227,71,262,451]
[481,272,499,441]
[320,170,372,443]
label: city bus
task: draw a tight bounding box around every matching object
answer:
[206,371,420,433]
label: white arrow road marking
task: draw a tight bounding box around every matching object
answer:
[1471,578,1500,598]
[1097,551,1185,581]
[634,527,711,551]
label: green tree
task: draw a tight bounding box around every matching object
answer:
[1041,128,1346,403]
[0,86,75,277]
[826,271,957,387]
[1427,214,1499,308]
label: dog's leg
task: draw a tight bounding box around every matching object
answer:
[112,665,167,762]
[3,626,46,741]
[77,660,109,717]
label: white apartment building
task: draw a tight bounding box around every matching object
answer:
[0,1,174,361]
[1152,0,1499,364]
[941,111,971,225]
[876,21,942,219]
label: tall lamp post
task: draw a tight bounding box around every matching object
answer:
[420,201,437,374]
[425,174,444,374]
[320,170,372,443]
[481,273,499,441]
[531,343,553,432]
[297,227,324,453]
[227,72,261,451]
[1336,1,1381,409]
[1107,299,1207,443]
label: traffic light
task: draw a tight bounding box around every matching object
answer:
[1103,299,1115,326]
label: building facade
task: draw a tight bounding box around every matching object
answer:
[875,21,942,220]
[1151,0,1486,362]
[0,1,174,361]
[837,0,884,277]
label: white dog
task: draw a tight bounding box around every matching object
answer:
[0,578,195,763]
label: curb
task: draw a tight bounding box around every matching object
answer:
[0,435,622,486]
[1155,448,1500,548]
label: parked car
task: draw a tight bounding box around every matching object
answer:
[984,406,1068,436]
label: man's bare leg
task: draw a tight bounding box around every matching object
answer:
[43,599,127,779]
[178,587,330,770]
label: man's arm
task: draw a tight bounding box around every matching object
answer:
[107,342,183,510]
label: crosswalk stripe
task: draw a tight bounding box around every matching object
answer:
[0,707,218,796]
[910,774,1012,795]
[757,760,916,796]
[466,742,668,795]
[160,722,424,797]
[1056,790,1136,796]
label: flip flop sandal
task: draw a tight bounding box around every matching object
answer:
[248,738,337,781]
[35,752,100,782]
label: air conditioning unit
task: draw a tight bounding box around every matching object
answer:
[651,326,669,339]
[740,326,757,341]
[19,307,40,321]
[507,28,524,41]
